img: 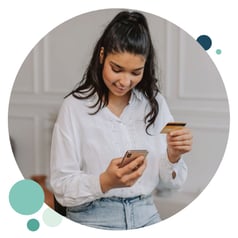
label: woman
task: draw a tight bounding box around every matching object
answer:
[50,10,193,230]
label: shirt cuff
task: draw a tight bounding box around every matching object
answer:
[165,154,180,178]
[159,152,187,184]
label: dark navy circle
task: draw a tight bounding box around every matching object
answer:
[196,35,212,50]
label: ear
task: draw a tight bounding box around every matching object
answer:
[99,47,104,64]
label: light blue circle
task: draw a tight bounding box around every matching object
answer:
[9,179,44,215]
[27,219,40,231]
[42,208,63,227]
[216,49,222,55]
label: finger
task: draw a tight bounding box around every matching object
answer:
[168,139,192,147]
[168,132,193,142]
[121,156,145,174]
[122,159,147,184]
[169,128,191,137]
[169,145,192,152]
[131,160,147,177]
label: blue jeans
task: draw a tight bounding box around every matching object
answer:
[66,195,161,230]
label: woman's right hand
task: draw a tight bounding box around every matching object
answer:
[100,156,147,193]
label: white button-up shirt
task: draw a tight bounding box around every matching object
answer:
[50,90,188,207]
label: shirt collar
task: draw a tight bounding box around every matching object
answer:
[89,88,143,105]
[129,89,143,104]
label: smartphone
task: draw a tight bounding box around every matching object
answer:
[119,150,148,168]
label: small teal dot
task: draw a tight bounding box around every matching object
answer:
[216,49,222,55]
[27,219,40,231]
[9,179,44,215]
[197,35,212,50]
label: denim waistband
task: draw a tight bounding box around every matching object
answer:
[66,193,159,230]
[99,194,151,203]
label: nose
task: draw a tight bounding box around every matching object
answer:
[118,74,132,87]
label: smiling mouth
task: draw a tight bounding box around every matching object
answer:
[117,86,126,90]
[115,86,128,93]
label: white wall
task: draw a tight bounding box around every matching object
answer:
[8,9,229,220]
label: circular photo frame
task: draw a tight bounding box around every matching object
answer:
[8,8,229,231]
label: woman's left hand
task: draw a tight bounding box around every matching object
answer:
[167,127,193,163]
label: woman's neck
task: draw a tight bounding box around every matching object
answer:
[108,91,130,106]
[107,91,131,117]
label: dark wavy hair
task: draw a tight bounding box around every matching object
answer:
[66,10,160,134]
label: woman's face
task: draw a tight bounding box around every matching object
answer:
[101,52,146,98]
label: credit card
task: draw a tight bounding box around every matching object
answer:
[160,122,186,134]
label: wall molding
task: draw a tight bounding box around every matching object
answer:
[178,30,227,101]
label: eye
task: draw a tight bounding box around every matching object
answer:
[131,71,142,76]
[111,67,122,73]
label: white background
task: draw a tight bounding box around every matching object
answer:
[0,0,237,237]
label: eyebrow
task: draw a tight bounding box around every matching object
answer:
[110,61,144,71]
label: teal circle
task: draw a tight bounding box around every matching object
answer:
[9,179,44,215]
[27,219,40,231]
[196,35,212,50]
[42,208,63,227]
[216,49,222,55]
